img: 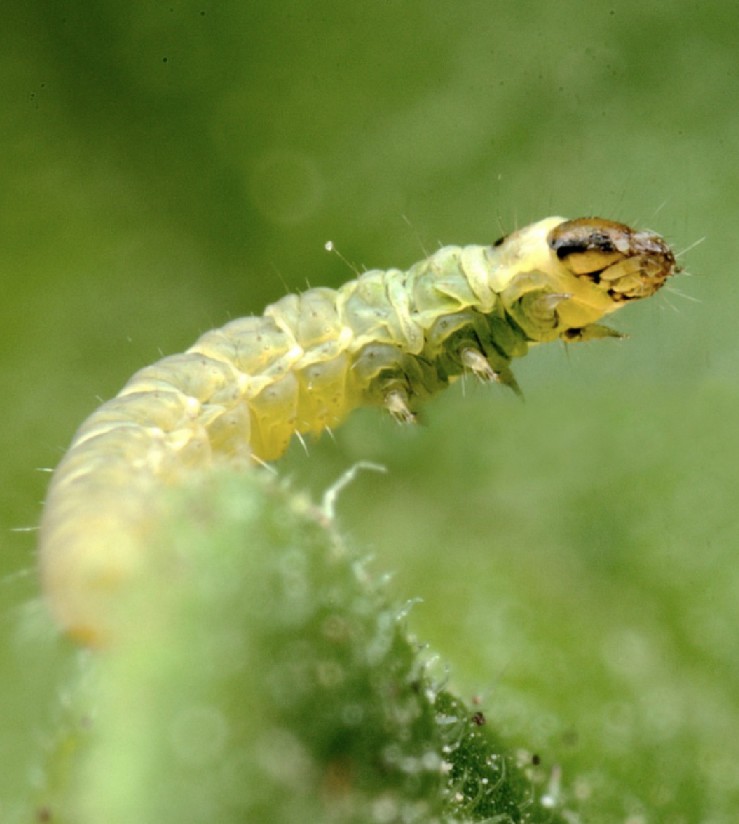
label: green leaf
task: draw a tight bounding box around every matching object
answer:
[33,470,566,823]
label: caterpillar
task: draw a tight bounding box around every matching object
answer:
[39,216,677,645]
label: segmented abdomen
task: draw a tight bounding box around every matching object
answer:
[39,216,676,643]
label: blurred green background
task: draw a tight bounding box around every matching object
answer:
[2,1,737,820]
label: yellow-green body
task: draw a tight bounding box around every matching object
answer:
[38,216,676,643]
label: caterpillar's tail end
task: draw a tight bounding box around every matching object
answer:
[549,218,677,302]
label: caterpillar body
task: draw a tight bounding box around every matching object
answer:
[39,216,677,644]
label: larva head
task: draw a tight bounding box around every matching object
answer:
[548,218,677,302]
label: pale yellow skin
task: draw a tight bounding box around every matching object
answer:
[38,216,676,644]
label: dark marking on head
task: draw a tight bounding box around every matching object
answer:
[548,217,677,301]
